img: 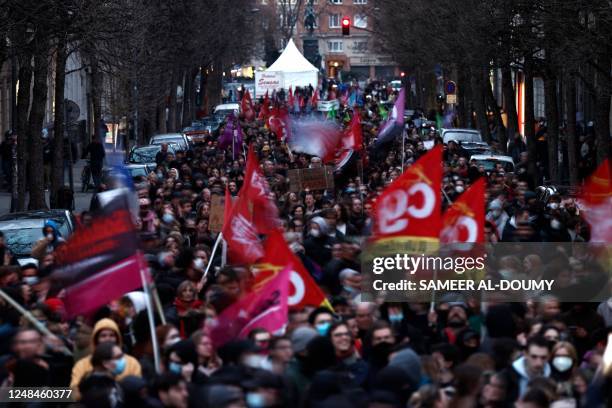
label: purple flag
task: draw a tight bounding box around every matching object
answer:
[376,88,405,145]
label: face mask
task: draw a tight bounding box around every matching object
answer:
[246,392,266,408]
[194,258,205,270]
[309,229,320,238]
[46,233,54,240]
[550,219,562,230]
[168,362,182,375]
[548,202,559,210]
[23,276,39,286]
[552,356,573,372]
[448,319,466,328]
[315,321,331,336]
[113,357,126,375]
[162,213,175,224]
[156,172,163,179]
[389,313,403,324]
[491,209,501,218]
[455,186,464,194]
[343,285,355,294]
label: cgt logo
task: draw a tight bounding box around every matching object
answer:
[378,182,436,234]
[441,215,479,243]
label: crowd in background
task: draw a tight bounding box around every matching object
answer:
[0,83,611,408]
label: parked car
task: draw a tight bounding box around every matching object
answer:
[470,154,515,173]
[0,210,76,265]
[127,144,178,165]
[441,128,490,156]
[149,133,191,151]
[102,164,155,185]
[213,103,240,120]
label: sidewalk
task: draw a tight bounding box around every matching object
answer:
[0,146,128,214]
[0,158,94,214]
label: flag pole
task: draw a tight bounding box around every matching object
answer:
[137,253,161,374]
[204,232,224,279]
[0,288,72,356]
[151,283,167,325]
[401,128,406,173]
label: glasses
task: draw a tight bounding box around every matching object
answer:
[332,331,351,338]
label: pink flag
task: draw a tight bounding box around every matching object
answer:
[288,118,343,161]
[208,266,290,347]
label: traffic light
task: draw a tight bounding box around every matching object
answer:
[342,16,350,35]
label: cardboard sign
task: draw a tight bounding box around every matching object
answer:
[288,166,335,192]
[209,195,226,233]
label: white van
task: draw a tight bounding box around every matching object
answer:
[213,103,240,119]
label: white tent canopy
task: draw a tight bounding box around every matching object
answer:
[255,39,318,97]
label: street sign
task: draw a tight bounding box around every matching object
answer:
[446,94,457,104]
[445,81,457,95]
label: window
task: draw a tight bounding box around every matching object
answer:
[533,78,545,119]
[354,14,367,28]
[353,0,367,3]
[353,41,368,53]
[329,14,340,28]
[330,0,343,4]
[328,40,343,52]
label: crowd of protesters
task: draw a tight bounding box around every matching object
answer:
[0,81,611,408]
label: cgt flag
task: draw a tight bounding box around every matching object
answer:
[578,159,611,243]
[243,145,281,234]
[440,178,486,244]
[221,191,264,265]
[372,145,443,241]
[208,266,290,347]
[50,196,150,318]
[253,230,331,311]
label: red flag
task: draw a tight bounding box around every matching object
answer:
[253,230,331,310]
[340,111,363,152]
[372,146,443,239]
[50,196,151,318]
[258,91,270,121]
[241,90,255,121]
[221,193,264,264]
[440,178,485,244]
[578,159,611,242]
[243,146,281,233]
[311,89,319,108]
[288,87,294,109]
[208,266,290,347]
[267,106,291,141]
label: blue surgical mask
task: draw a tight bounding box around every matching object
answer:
[389,313,404,324]
[315,321,331,336]
[246,392,266,408]
[169,362,182,375]
[113,357,126,375]
[162,213,175,224]
[343,285,355,294]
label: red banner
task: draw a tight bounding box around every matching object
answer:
[441,178,485,244]
[208,266,290,347]
[372,146,443,240]
[253,230,330,310]
[579,159,611,243]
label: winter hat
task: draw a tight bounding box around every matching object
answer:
[291,326,318,353]
[388,347,422,389]
[309,216,329,234]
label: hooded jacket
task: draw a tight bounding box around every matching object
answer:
[70,318,142,398]
[31,220,65,261]
[504,355,551,402]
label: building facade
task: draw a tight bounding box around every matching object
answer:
[296,0,398,81]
